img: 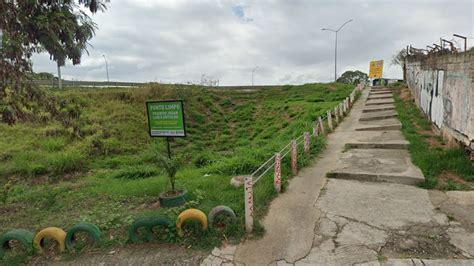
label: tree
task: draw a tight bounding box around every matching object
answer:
[336,70,368,85]
[0,0,106,124]
[391,48,408,81]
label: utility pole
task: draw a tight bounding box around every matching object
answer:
[102,55,109,82]
[322,19,353,82]
[252,66,258,86]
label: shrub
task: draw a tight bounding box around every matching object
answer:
[48,150,86,175]
[111,165,158,179]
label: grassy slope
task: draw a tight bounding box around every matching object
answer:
[393,85,474,190]
[0,82,353,254]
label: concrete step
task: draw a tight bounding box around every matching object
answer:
[367,95,393,100]
[327,149,425,185]
[362,105,395,113]
[345,142,408,149]
[344,131,409,149]
[369,91,393,95]
[356,118,402,131]
[366,99,395,106]
[369,90,392,93]
[359,110,398,121]
[356,124,402,131]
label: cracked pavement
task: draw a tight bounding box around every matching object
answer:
[202,87,474,265]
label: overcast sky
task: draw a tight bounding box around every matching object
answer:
[31,0,473,85]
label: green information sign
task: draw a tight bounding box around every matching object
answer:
[146,100,186,137]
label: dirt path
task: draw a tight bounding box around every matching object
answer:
[29,243,206,265]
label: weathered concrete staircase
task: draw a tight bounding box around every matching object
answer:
[327,87,425,185]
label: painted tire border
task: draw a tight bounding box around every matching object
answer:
[208,205,237,230]
[33,227,67,253]
[176,208,208,237]
[65,222,101,250]
[0,229,34,258]
[128,216,174,243]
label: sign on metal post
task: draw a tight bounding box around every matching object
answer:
[274,153,281,193]
[146,100,186,158]
[318,116,325,135]
[291,140,297,176]
[244,176,254,233]
[304,132,310,153]
[146,100,186,137]
[327,111,333,131]
[369,60,384,79]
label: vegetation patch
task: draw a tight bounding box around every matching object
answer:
[0,82,353,262]
[393,85,474,190]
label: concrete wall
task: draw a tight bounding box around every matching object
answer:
[405,52,474,149]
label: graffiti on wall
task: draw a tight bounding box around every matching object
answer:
[411,67,445,128]
[407,60,471,143]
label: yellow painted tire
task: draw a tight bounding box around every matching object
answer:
[33,227,66,253]
[176,209,208,237]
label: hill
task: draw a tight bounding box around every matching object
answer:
[0,82,354,252]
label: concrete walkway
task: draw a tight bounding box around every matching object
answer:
[203,87,474,265]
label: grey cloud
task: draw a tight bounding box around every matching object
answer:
[32,0,473,85]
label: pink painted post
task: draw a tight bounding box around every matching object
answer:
[318,116,325,135]
[274,153,281,193]
[313,127,319,137]
[244,176,254,233]
[304,132,310,153]
[327,111,333,131]
[334,106,339,124]
[291,140,297,176]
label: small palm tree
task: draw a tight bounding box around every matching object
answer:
[155,153,179,193]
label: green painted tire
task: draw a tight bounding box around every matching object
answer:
[147,216,174,241]
[65,223,101,250]
[0,229,34,258]
[208,205,237,229]
[128,217,155,243]
[159,190,188,208]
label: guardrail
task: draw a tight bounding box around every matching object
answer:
[33,79,288,90]
[243,83,365,232]
[32,80,145,88]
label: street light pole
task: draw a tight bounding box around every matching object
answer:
[322,19,353,82]
[252,66,258,86]
[102,55,109,82]
[334,31,338,82]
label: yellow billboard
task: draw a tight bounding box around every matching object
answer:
[369,60,384,78]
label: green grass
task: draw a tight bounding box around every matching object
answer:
[393,86,474,189]
[0,82,354,262]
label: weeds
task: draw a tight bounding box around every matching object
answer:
[393,86,474,189]
[0,82,354,259]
